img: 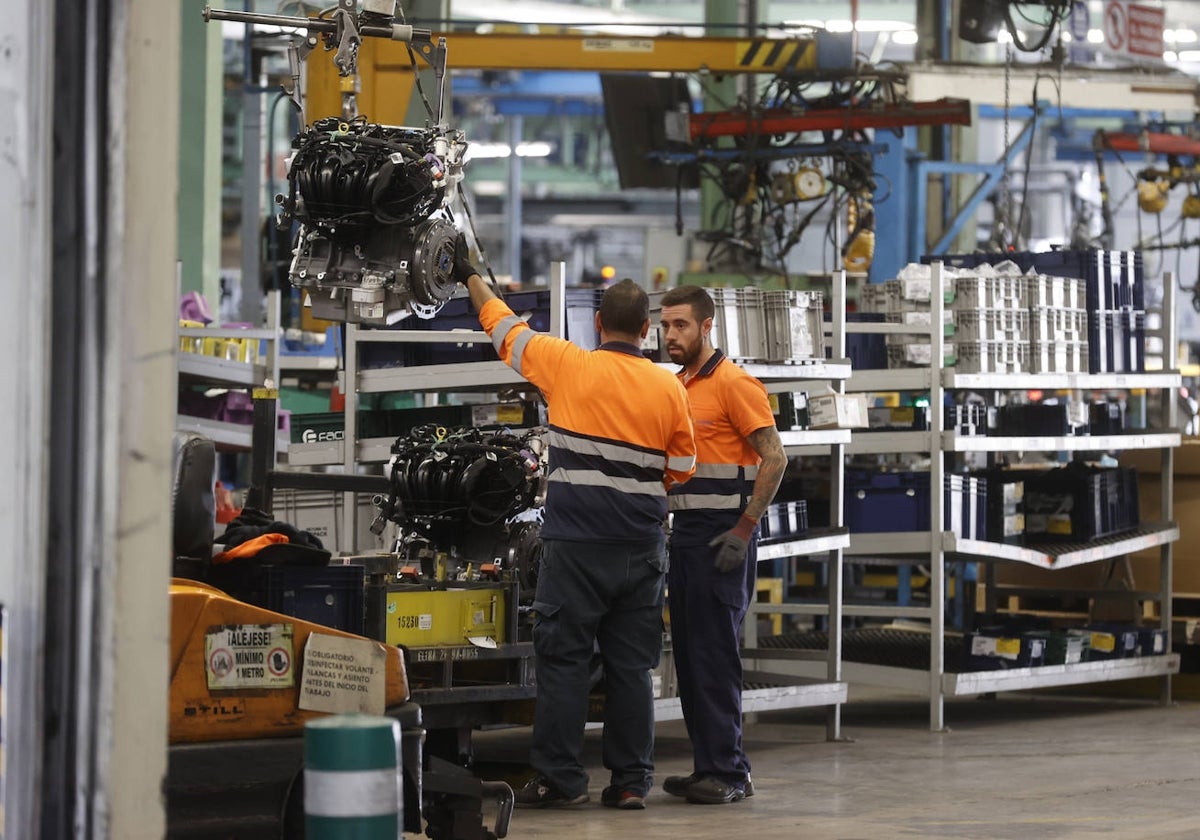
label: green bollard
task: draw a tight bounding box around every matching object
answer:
[304,714,402,839]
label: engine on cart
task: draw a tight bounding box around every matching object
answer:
[281,117,467,324]
[374,424,546,597]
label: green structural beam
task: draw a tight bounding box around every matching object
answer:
[177,0,222,305]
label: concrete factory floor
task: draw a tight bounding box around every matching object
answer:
[471,689,1200,840]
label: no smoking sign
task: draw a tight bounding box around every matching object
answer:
[1102,1,1165,61]
[1104,1,1127,51]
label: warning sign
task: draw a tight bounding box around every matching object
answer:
[1101,1,1164,62]
[298,633,387,716]
[205,624,295,690]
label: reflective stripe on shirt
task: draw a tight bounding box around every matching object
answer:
[667,461,756,511]
[668,453,698,473]
[545,425,671,536]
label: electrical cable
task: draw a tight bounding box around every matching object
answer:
[391,5,437,121]
[1014,72,1062,250]
[1005,1,1071,53]
[452,180,504,298]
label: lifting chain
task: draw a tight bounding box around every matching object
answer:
[996,44,1014,250]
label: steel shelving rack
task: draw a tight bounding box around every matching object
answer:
[724,271,855,739]
[292,266,855,728]
[176,291,286,456]
[747,262,1183,730]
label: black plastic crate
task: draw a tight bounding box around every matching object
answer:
[772,391,809,431]
[863,404,985,434]
[1043,631,1087,665]
[1088,308,1146,373]
[963,629,1047,671]
[845,470,984,538]
[846,470,928,533]
[975,470,1025,543]
[1020,464,1139,541]
[1085,623,1140,661]
[995,403,1072,437]
[946,474,987,540]
[827,312,888,370]
[1089,401,1125,435]
[867,405,928,431]
[759,500,809,542]
[946,403,988,435]
[385,405,475,437]
[213,564,365,635]
[1137,627,1169,657]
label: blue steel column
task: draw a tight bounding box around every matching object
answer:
[871,126,916,283]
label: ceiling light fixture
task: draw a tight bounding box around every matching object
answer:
[515,142,553,158]
[463,142,554,162]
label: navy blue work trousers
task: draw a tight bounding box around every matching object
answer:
[529,536,667,798]
[667,530,757,787]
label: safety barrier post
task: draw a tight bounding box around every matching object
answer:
[305,714,403,838]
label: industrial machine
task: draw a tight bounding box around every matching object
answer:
[166,429,516,839]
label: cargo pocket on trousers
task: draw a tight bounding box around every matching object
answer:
[643,549,668,575]
[531,599,564,658]
[711,571,748,612]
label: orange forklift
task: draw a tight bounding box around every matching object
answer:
[165,432,514,839]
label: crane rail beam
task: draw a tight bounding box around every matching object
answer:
[689,98,973,140]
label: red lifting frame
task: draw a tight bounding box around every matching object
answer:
[689,97,972,141]
[1097,130,1200,158]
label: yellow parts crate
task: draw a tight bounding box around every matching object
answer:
[386,587,507,648]
[755,577,784,635]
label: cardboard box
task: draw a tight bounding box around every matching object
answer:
[993,439,1200,602]
[1116,442,1200,593]
[808,392,868,429]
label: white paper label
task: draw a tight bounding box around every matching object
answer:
[298,633,388,716]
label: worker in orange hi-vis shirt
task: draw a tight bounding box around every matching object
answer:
[658,284,787,806]
[452,235,697,812]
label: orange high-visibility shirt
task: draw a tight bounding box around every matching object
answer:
[479,297,696,542]
[669,350,775,539]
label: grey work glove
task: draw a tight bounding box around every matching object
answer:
[453,233,478,285]
[709,513,757,572]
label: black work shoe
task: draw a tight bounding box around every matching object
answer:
[665,773,753,798]
[601,785,646,810]
[685,776,746,805]
[513,775,589,809]
[662,773,699,797]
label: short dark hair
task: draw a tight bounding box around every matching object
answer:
[660,284,715,322]
[598,278,649,336]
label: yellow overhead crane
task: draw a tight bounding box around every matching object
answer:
[306,30,840,125]
[204,2,845,125]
